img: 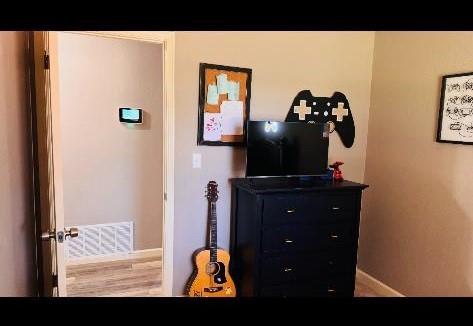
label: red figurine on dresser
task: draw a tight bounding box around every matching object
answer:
[329,161,344,181]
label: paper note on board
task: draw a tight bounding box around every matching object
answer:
[217,73,228,94]
[203,113,222,141]
[227,81,240,101]
[207,84,219,105]
[221,101,244,135]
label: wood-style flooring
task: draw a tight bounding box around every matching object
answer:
[66,254,162,297]
[66,252,382,297]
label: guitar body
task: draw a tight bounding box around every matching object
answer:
[186,248,236,297]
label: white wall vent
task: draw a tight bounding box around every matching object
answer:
[65,221,134,261]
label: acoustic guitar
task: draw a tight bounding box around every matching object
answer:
[185,181,236,297]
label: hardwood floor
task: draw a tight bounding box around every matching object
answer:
[66,253,162,297]
[66,252,381,297]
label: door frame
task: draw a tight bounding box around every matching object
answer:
[32,31,175,296]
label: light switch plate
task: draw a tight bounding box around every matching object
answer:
[192,153,202,169]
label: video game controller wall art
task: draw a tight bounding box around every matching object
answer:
[437,72,473,145]
[285,90,355,148]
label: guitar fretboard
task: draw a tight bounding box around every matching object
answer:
[209,201,217,262]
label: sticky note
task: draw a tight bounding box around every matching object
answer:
[207,84,219,105]
[217,73,228,94]
[227,81,240,101]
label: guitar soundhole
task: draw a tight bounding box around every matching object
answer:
[206,262,220,275]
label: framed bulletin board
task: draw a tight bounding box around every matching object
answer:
[197,63,252,146]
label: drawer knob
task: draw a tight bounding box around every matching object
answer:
[283,267,293,272]
[328,288,336,293]
[286,209,296,214]
[284,239,293,244]
[332,206,341,210]
[330,234,339,239]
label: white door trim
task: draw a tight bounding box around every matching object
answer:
[41,31,175,296]
[356,268,405,297]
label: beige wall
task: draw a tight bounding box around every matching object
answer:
[57,33,163,250]
[173,31,375,294]
[0,32,36,296]
[359,32,473,296]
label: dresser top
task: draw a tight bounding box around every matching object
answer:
[230,177,368,194]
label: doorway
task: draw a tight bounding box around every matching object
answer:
[60,33,163,296]
[32,31,175,297]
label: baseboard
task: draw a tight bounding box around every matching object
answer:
[67,248,163,266]
[356,268,405,297]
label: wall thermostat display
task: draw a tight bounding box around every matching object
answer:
[119,108,143,124]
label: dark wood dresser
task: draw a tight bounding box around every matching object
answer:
[229,177,368,297]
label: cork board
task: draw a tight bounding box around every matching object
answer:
[197,63,252,146]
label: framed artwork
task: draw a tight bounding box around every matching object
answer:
[197,63,252,146]
[437,72,473,144]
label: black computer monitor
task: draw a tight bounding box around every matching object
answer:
[246,121,329,177]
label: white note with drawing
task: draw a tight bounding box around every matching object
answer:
[220,100,244,135]
[203,113,222,141]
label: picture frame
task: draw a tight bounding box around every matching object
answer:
[197,63,252,146]
[437,72,473,145]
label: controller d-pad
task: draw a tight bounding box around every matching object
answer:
[293,100,312,120]
[332,102,349,122]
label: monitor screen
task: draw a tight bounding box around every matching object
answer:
[119,108,143,124]
[246,121,329,177]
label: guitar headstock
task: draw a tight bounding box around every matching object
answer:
[205,181,219,202]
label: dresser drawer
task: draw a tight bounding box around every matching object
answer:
[260,252,356,285]
[261,193,325,225]
[262,223,357,254]
[260,277,354,297]
[326,194,356,215]
[261,193,357,225]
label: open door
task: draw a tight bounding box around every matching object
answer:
[31,31,68,296]
[30,31,175,297]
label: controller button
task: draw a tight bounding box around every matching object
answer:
[332,102,349,122]
[293,100,312,120]
[313,101,317,105]
[327,102,331,106]
[314,111,319,115]
[324,111,328,116]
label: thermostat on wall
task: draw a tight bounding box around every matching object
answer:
[119,108,143,124]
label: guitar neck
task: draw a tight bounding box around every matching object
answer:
[208,201,217,262]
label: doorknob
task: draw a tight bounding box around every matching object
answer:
[41,230,56,241]
[65,227,79,239]
[41,228,79,242]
